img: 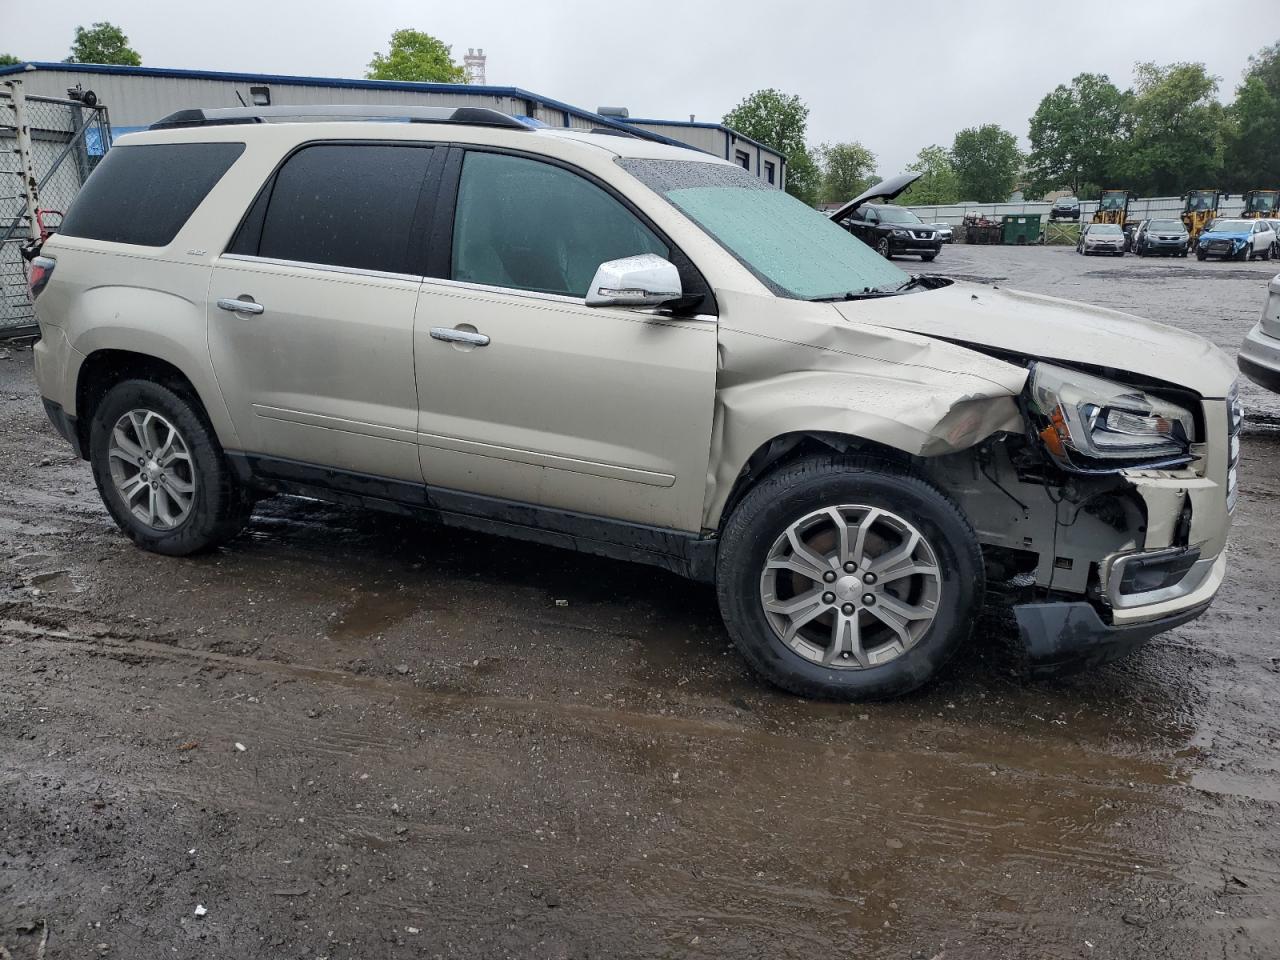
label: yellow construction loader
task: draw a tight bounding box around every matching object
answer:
[1092,189,1133,226]
[1242,189,1279,219]
[1093,189,1139,248]
[1181,189,1227,241]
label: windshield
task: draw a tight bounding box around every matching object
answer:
[618,158,907,300]
[1150,219,1184,231]
[1208,219,1249,232]
[874,206,923,224]
[1089,224,1122,235]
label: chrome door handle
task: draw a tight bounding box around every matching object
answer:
[430,326,489,347]
[216,297,264,315]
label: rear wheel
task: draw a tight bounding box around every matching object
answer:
[89,380,252,556]
[716,456,982,700]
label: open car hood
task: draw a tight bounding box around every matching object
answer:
[827,172,922,222]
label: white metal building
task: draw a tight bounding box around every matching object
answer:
[0,62,785,186]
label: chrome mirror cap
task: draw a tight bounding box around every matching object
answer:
[585,254,682,308]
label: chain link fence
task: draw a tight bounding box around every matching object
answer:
[1,78,112,336]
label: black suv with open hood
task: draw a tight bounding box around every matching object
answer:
[828,173,942,261]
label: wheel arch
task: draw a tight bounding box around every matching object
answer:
[711,431,917,533]
[73,348,235,458]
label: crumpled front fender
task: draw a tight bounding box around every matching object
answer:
[703,291,1028,528]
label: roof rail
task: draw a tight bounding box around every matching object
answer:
[149,104,530,130]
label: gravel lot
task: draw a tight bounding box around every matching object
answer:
[2,244,1278,959]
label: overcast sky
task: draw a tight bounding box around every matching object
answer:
[4,0,1278,173]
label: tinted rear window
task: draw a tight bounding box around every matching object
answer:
[247,144,435,274]
[59,142,245,246]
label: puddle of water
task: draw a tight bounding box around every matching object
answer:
[328,588,424,642]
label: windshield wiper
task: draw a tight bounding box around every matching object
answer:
[894,275,930,292]
[811,287,900,302]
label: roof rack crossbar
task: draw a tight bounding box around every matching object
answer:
[149,104,530,130]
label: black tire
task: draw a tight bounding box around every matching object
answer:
[715,455,983,701]
[876,236,892,258]
[89,379,251,556]
[1196,248,1207,261]
[921,252,937,262]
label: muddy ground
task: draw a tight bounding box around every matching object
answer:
[1,245,1278,959]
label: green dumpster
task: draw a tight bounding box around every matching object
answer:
[1002,214,1042,245]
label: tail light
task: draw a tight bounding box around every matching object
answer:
[27,256,55,300]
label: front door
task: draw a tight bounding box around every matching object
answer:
[413,149,718,532]
[207,142,439,482]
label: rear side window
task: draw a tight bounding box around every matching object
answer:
[59,142,245,246]
[244,144,434,274]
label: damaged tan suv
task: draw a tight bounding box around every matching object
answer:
[29,105,1241,700]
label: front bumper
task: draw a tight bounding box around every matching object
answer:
[889,236,942,255]
[1238,321,1280,393]
[1144,239,1187,254]
[1014,596,1213,673]
[1201,239,1245,258]
[1084,242,1124,253]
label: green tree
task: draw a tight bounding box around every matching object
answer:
[723,89,819,204]
[0,54,21,66]
[1123,61,1225,196]
[951,124,1021,202]
[1025,73,1128,197]
[1224,43,1280,189]
[65,22,141,66]
[897,145,960,205]
[814,141,877,204]
[366,29,466,83]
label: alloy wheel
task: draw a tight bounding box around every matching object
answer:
[759,505,942,669]
[107,408,197,529]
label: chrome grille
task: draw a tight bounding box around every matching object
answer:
[1227,383,1243,513]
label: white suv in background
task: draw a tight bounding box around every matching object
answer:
[27,105,1240,700]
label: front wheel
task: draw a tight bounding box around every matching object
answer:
[89,380,252,556]
[876,236,892,258]
[1196,248,1207,261]
[716,456,983,700]
[921,251,938,262]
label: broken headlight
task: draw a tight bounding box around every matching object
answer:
[1027,362,1195,472]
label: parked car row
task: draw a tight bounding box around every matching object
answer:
[1076,217,1280,261]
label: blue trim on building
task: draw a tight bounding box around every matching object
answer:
[0,61,698,151]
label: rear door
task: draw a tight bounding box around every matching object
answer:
[207,142,440,483]
[411,147,719,532]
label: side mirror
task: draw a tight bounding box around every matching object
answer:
[585,254,682,308]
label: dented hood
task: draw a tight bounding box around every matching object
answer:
[833,281,1238,398]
